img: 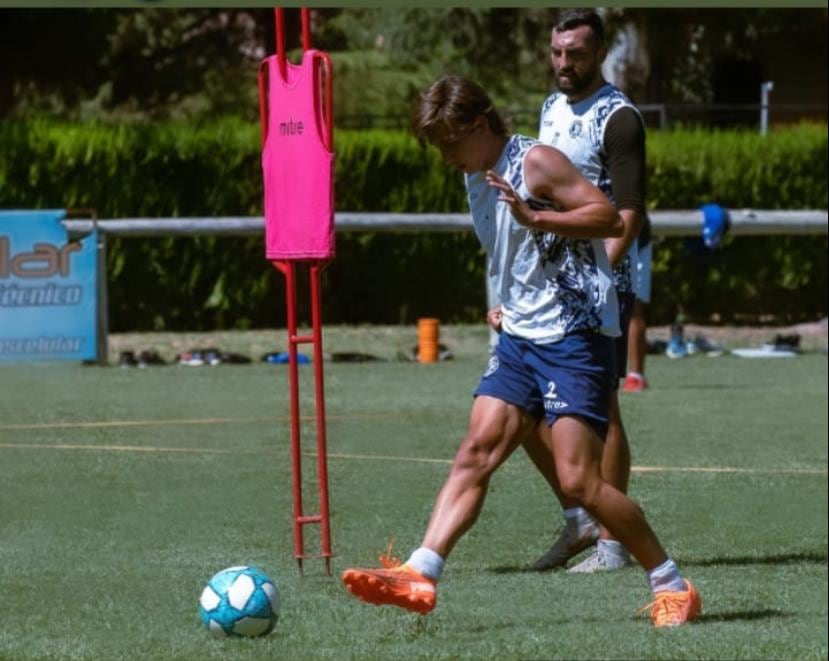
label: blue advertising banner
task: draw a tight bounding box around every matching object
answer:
[0,210,98,362]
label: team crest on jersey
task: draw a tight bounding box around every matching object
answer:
[569,120,583,138]
[483,355,499,378]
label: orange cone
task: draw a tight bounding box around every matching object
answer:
[417,318,440,363]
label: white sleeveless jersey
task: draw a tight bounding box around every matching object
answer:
[465,135,619,343]
[538,84,641,293]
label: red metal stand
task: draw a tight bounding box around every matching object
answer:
[261,7,334,576]
[272,259,333,575]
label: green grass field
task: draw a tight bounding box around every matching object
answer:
[1,327,826,661]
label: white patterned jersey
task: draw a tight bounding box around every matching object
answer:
[465,134,619,343]
[538,84,642,293]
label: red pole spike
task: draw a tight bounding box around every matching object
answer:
[310,261,333,573]
[257,61,269,148]
[322,55,333,151]
[301,8,312,51]
[275,8,286,80]
[281,260,305,566]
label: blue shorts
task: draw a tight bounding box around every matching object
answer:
[634,241,652,304]
[615,292,636,382]
[475,330,616,439]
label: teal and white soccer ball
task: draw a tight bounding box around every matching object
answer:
[198,566,280,637]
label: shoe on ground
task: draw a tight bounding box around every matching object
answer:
[220,351,252,364]
[118,351,137,368]
[692,334,725,357]
[177,351,203,366]
[665,337,688,359]
[639,579,702,627]
[341,563,436,615]
[531,519,599,571]
[261,351,311,364]
[203,349,222,366]
[410,343,454,362]
[331,352,385,363]
[646,339,667,355]
[567,547,632,573]
[178,347,223,366]
[136,350,166,368]
[773,333,800,351]
[622,373,648,393]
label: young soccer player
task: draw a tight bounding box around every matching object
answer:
[340,75,701,627]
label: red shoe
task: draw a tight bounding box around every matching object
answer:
[342,563,436,614]
[622,373,648,393]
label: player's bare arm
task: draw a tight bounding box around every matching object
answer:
[486,145,622,239]
[605,208,645,268]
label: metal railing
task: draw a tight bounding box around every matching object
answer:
[63,209,828,240]
[62,209,827,364]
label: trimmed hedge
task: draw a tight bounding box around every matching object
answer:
[646,125,827,324]
[0,118,826,329]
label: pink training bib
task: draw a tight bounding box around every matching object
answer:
[262,50,335,260]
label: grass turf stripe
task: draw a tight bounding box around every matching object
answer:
[0,441,825,474]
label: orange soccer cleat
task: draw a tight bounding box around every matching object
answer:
[639,579,702,627]
[342,561,437,615]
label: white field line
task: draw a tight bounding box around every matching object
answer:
[0,441,825,475]
[0,413,397,431]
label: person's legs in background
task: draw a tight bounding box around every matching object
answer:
[624,241,651,393]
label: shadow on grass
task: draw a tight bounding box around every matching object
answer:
[488,565,541,574]
[679,551,828,567]
[487,550,827,574]
[659,383,744,390]
[696,608,792,623]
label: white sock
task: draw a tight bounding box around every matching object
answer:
[407,547,445,581]
[563,506,585,519]
[647,558,686,593]
[627,371,645,380]
[598,538,629,561]
[563,507,596,534]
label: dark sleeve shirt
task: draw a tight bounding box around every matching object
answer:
[603,107,651,247]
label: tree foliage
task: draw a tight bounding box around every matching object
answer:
[0,9,269,120]
[2,8,825,124]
